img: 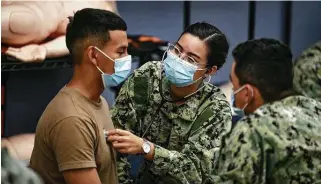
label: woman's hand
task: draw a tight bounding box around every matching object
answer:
[106,129,144,155]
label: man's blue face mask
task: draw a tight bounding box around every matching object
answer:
[231,85,253,122]
[231,93,245,122]
[94,47,132,88]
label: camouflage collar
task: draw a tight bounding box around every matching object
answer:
[255,95,321,116]
[160,75,214,121]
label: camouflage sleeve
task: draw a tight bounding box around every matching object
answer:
[207,117,264,184]
[111,62,153,184]
[110,77,137,184]
[149,100,232,184]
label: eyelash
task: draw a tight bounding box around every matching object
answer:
[176,45,198,61]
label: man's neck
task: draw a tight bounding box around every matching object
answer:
[279,89,296,100]
[67,71,104,102]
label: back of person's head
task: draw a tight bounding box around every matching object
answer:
[66,8,127,65]
[181,22,229,70]
[293,41,321,101]
[232,38,293,103]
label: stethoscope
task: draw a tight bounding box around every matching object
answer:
[139,49,212,138]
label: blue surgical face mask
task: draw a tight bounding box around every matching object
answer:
[231,85,253,121]
[164,51,206,87]
[231,93,245,122]
[95,47,132,88]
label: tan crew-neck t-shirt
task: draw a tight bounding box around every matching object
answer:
[30,86,118,184]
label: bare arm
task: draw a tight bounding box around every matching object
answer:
[43,35,69,58]
[63,168,101,184]
[50,117,102,184]
[5,36,69,63]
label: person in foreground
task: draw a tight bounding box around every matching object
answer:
[30,8,131,184]
[293,41,321,101]
[207,38,321,183]
[107,22,232,184]
[2,148,43,184]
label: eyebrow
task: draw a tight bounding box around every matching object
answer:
[117,45,128,50]
[176,42,201,59]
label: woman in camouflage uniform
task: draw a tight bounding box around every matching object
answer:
[107,22,232,184]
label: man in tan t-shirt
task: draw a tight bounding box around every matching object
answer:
[30,8,131,184]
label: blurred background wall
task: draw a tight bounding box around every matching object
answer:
[2,1,321,137]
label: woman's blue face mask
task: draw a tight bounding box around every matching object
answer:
[163,50,206,87]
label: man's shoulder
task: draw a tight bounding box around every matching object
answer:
[43,88,77,115]
[38,87,90,127]
[232,96,321,163]
[256,95,321,116]
[237,95,321,135]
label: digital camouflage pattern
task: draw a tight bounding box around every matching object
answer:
[206,95,321,184]
[293,41,321,101]
[111,61,232,184]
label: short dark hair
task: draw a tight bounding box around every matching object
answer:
[66,8,127,65]
[232,38,293,102]
[180,22,229,70]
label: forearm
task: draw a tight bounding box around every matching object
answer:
[149,144,203,184]
[148,108,232,183]
[42,36,69,58]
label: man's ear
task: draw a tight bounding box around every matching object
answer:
[206,65,218,76]
[87,46,98,66]
[244,84,255,99]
